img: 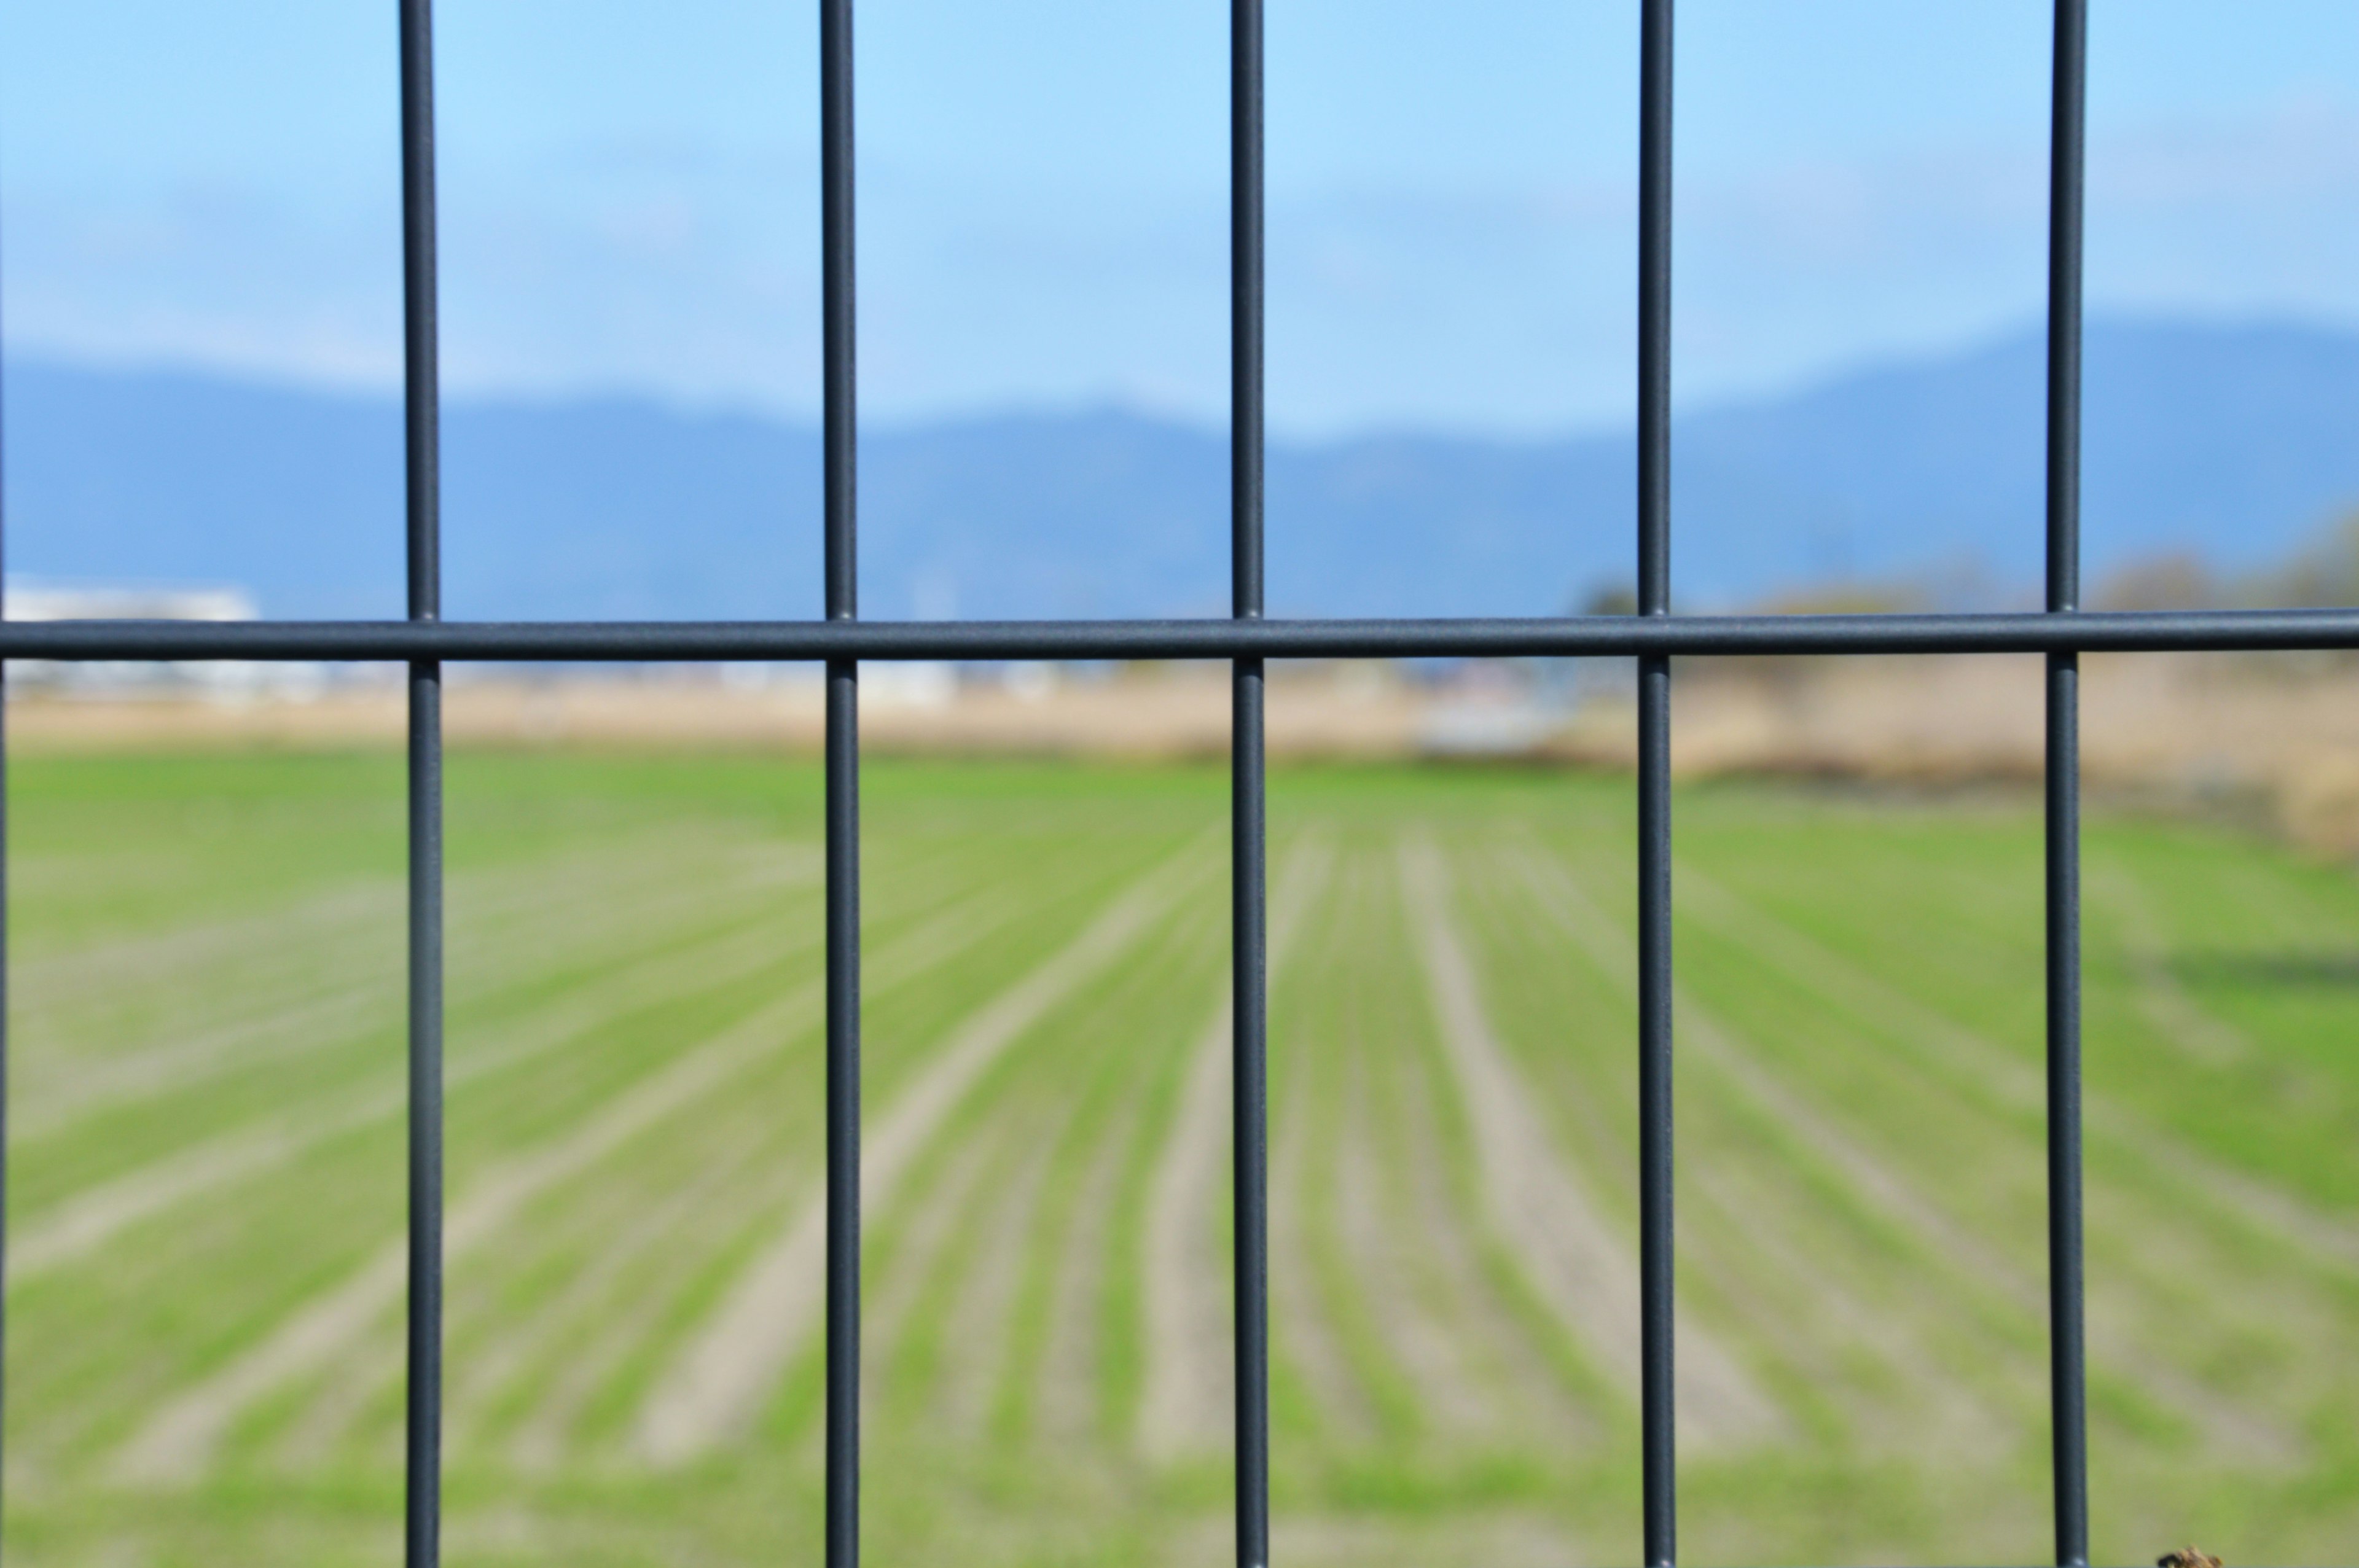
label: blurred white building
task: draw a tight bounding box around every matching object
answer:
[3,582,324,699]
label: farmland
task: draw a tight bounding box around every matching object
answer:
[4,751,2358,1566]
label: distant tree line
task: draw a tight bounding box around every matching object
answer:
[2097,506,2359,612]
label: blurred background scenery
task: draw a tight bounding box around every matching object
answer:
[7,1,2359,1564]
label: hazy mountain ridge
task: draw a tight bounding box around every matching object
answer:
[8,316,2358,620]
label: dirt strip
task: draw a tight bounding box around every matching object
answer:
[1038,1078,1157,1446]
[431,1134,773,1468]
[110,994,822,1485]
[14,882,400,1021]
[1383,942,1595,1448]
[1270,1014,1374,1441]
[1686,1161,2013,1461]
[1334,1060,1490,1438]
[1672,862,2359,1282]
[1524,848,2302,1467]
[1675,858,2359,1438]
[940,1104,1076,1443]
[1397,837,1779,1449]
[1510,846,2039,1445]
[861,1126,1013,1402]
[15,913,812,1286]
[505,1162,819,1472]
[632,837,1216,1466]
[18,838,816,1141]
[18,827,767,1026]
[17,985,397,1143]
[1135,835,1334,1461]
[108,895,997,1488]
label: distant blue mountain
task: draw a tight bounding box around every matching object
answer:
[7,316,2359,621]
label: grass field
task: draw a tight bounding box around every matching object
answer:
[4,751,2357,1566]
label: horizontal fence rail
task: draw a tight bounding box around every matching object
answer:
[9,607,2359,663]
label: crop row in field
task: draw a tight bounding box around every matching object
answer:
[4,754,2356,1566]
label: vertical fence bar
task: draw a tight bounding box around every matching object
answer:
[0,208,12,1558]
[820,0,862,1564]
[1635,1,1677,1564]
[397,1,444,1564]
[2043,1,2090,1564]
[1230,0,1269,1564]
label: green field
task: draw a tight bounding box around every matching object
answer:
[5,752,2357,1566]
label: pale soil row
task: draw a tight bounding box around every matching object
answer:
[108,988,820,1486]
[14,919,401,1127]
[14,984,399,1146]
[1036,1074,1162,1447]
[1507,845,2048,1442]
[1395,837,1779,1449]
[284,887,1023,1472]
[1526,849,2302,1465]
[1135,835,1335,1461]
[16,838,818,1142]
[1334,1056,1492,1439]
[939,1101,1077,1443]
[923,911,1222,1446]
[1270,1008,1375,1441]
[433,1136,773,1469]
[27,849,804,1160]
[1036,900,1228,1449]
[434,837,821,1005]
[107,892,997,1486]
[632,837,1217,1465]
[1672,864,2035,1124]
[1685,1162,2014,1461]
[2086,860,2248,1067]
[12,910,818,1287]
[1290,862,1420,1440]
[14,881,399,1020]
[504,1166,826,1471]
[2079,1177,2358,1426]
[16,824,772,1022]
[871,907,1203,1450]
[1836,856,2359,1410]
[1315,850,1495,1440]
[1444,855,1644,1211]
[862,1124,1017,1400]
[20,837,851,1275]
[1394,851,1643,1442]
[1382,952,1595,1449]
[268,1340,408,1475]
[884,900,1215,1453]
[1683,988,2303,1467]
[837,918,1108,1454]
[1673,862,2359,1281]
[58,829,812,1039]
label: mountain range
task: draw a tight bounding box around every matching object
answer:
[6,316,2358,622]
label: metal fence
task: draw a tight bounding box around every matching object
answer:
[5,2,2358,1566]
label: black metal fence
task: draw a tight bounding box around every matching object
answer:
[4,2,2356,1566]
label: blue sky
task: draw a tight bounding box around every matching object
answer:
[4,1,2357,434]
